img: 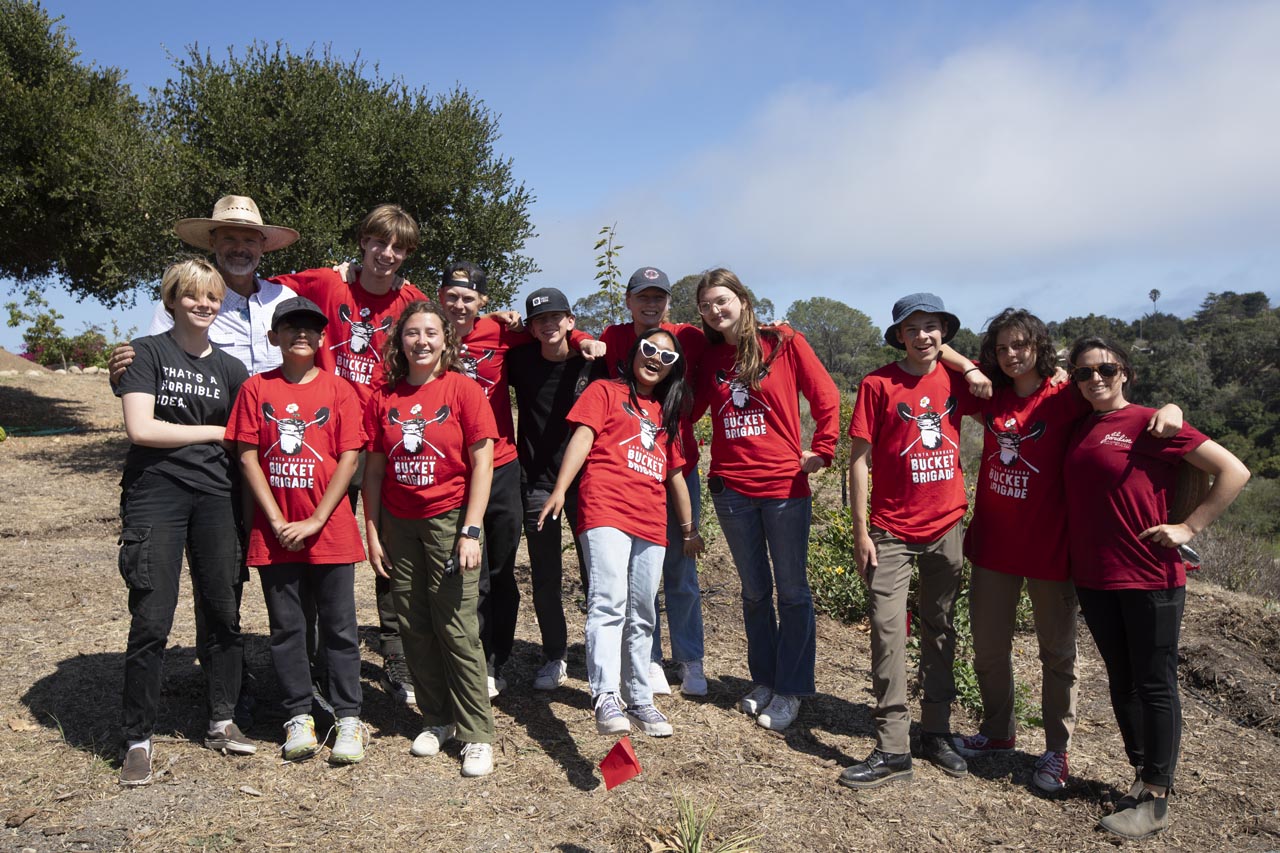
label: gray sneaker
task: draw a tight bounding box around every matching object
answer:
[594,693,630,735]
[626,704,673,737]
[1098,792,1169,839]
[738,684,773,716]
[118,746,152,787]
[205,721,257,755]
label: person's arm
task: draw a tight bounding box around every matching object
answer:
[237,441,294,549]
[536,424,595,530]
[1138,440,1250,548]
[567,328,606,361]
[457,439,494,571]
[849,437,877,581]
[666,469,703,558]
[939,343,991,400]
[361,452,393,578]
[277,449,360,550]
[1146,404,1184,438]
[791,333,841,472]
[122,393,226,447]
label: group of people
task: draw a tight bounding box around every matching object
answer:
[110,195,1249,841]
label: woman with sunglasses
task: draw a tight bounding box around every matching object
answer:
[691,269,841,732]
[538,329,701,737]
[1063,336,1248,840]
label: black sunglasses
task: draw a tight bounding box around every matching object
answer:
[639,338,680,365]
[1071,362,1122,382]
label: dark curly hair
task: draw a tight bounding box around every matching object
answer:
[381,301,461,387]
[978,308,1057,388]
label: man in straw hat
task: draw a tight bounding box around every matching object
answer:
[110,195,302,379]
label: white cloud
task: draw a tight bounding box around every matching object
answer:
[525,0,1280,323]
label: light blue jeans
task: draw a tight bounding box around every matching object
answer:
[580,527,664,706]
[653,470,705,664]
[712,484,816,696]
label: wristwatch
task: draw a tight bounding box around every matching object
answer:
[460,525,482,540]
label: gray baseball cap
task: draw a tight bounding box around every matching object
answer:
[627,266,672,294]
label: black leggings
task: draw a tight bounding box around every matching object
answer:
[1076,585,1185,789]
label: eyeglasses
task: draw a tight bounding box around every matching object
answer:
[697,294,737,315]
[639,339,680,365]
[1070,363,1122,382]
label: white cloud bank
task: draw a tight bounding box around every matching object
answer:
[527,0,1280,324]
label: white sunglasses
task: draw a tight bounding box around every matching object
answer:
[639,338,680,365]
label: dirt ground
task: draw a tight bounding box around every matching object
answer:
[1,371,1279,853]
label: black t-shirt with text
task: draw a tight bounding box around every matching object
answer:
[507,343,603,490]
[114,332,248,495]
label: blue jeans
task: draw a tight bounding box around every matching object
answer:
[712,484,816,696]
[653,470,705,664]
[580,527,664,706]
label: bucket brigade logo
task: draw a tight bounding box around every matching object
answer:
[897,395,958,484]
[263,402,330,489]
[387,403,451,486]
[331,304,393,385]
[717,367,771,440]
[984,414,1045,499]
[459,344,497,392]
[617,401,666,481]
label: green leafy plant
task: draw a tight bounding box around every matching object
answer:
[648,793,760,853]
[5,290,128,369]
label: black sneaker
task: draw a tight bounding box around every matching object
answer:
[381,653,415,705]
[837,749,913,790]
[920,732,968,778]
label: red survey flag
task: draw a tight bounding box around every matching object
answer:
[599,736,642,790]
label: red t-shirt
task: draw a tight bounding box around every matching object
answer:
[275,269,429,407]
[226,369,367,566]
[363,371,499,519]
[849,362,975,543]
[1064,405,1207,590]
[599,321,707,477]
[693,329,841,499]
[964,379,1092,580]
[567,380,685,546]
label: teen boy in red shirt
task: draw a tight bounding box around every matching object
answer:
[841,293,981,789]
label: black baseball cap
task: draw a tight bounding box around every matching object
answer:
[271,296,328,330]
[627,266,672,294]
[526,288,572,319]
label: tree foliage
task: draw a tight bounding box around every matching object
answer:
[151,43,536,306]
[1,11,537,308]
[783,297,887,392]
[0,0,166,304]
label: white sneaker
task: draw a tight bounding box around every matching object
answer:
[678,661,708,696]
[460,742,494,777]
[282,714,318,762]
[411,724,455,757]
[739,684,774,716]
[533,658,568,691]
[487,661,506,699]
[757,694,800,731]
[329,717,369,765]
[649,661,672,695]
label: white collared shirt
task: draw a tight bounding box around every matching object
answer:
[149,277,297,375]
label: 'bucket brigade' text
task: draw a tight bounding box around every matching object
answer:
[910,449,957,484]
[394,457,437,486]
[335,352,375,385]
[987,467,1029,499]
[722,411,767,440]
[269,459,315,490]
[627,446,665,482]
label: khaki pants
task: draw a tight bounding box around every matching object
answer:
[382,508,494,744]
[970,565,1078,752]
[868,523,964,754]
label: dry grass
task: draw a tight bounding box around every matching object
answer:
[2,372,1280,852]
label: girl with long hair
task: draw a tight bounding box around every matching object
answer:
[538,329,702,737]
[362,301,499,777]
[692,268,841,732]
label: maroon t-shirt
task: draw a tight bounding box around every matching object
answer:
[1064,405,1207,590]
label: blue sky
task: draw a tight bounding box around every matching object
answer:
[6,0,1280,352]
